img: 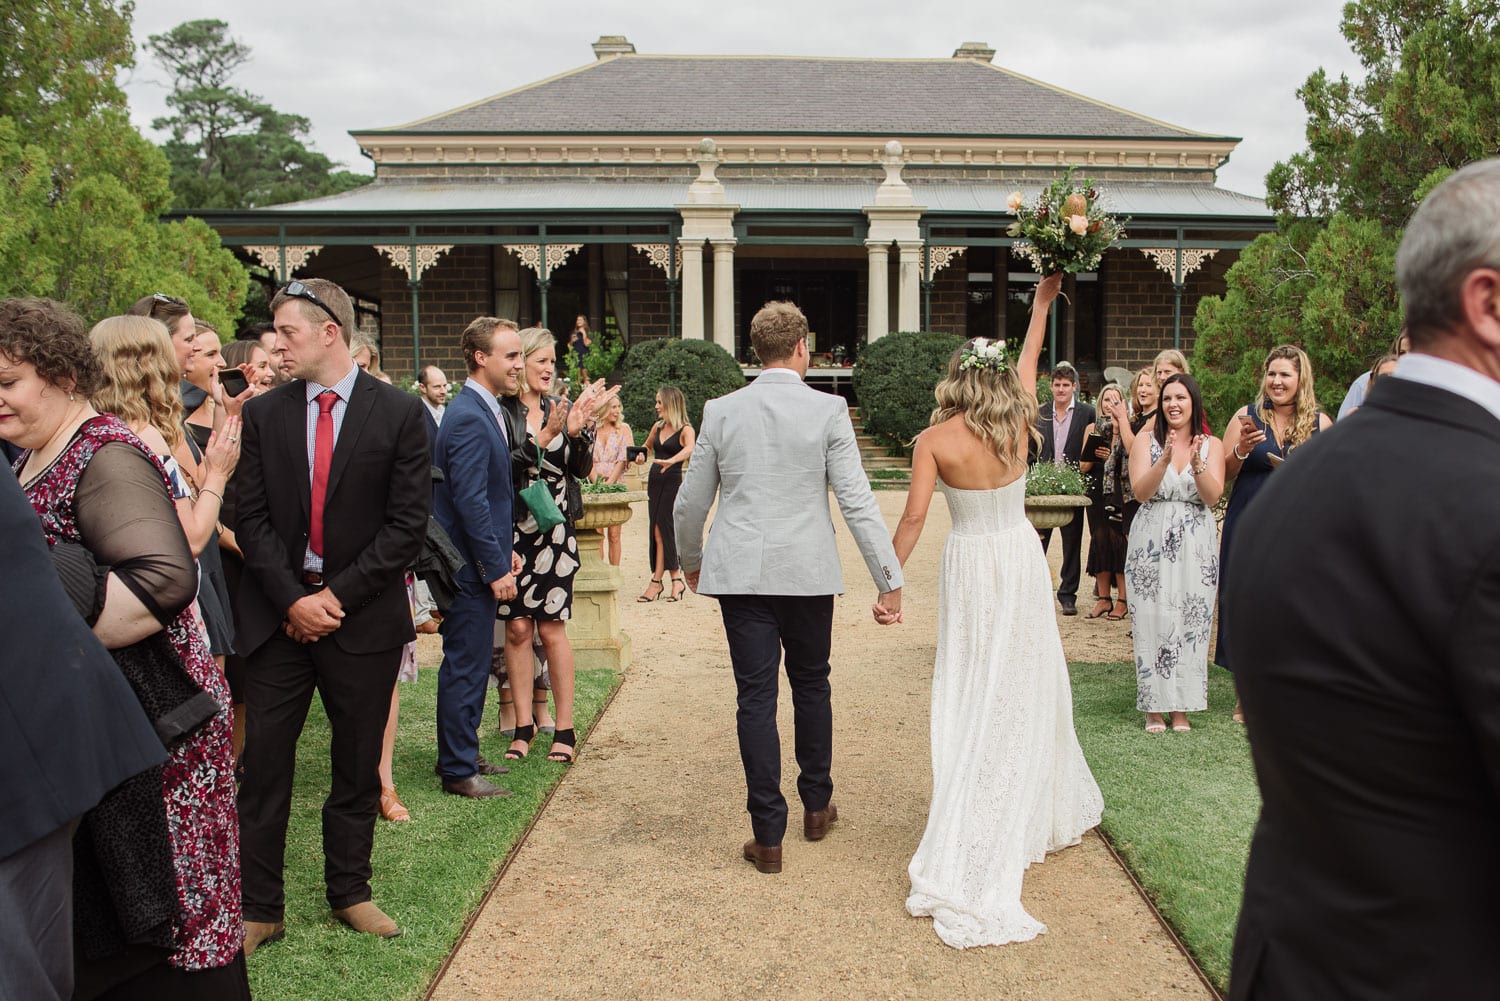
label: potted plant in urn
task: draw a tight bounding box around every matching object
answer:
[568,480,648,672]
[1024,461,1090,531]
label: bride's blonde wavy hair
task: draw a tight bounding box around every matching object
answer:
[929,339,1039,468]
[90,315,184,450]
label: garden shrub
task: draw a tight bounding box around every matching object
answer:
[619,337,747,432]
[851,331,965,450]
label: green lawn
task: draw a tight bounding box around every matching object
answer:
[247,666,621,1001]
[1070,662,1259,993]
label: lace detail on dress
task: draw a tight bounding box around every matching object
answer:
[906,479,1104,948]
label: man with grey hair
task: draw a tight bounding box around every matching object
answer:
[1223,157,1500,1000]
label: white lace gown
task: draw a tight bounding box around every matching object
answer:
[906,478,1105,948]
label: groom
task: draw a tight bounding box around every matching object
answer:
[676,300,903,875]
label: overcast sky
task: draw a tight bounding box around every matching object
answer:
[120,0,1364,199]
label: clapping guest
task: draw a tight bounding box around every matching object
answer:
[0,298,249,997]
[1120,367,1157,535]
[1126,373,1225,734]
[591,394,633,565]
[1080,383,1129,620]
[1217,346,1331,722]
[634,386,695,602]
[498,326,613,765]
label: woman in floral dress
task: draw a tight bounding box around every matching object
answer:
[1125,373,1225,734]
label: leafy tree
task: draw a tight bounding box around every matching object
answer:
[1193,0,1499,420]
[0,2,247,332]
[146,19,370,209]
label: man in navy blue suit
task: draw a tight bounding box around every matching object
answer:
[433,317,525,797]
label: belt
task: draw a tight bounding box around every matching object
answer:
[300,571,325,587]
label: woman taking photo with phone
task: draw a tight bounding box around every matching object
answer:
[1216,345,1331,721]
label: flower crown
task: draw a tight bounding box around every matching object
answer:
[959,337,1009,373]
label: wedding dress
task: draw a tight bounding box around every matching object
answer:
[906,478,1104,948]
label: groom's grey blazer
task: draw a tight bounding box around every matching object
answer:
[674,368,902,596]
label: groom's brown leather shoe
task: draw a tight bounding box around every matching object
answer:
[743,839,783,874]
[804,802,839,841]
[331,901,401,939]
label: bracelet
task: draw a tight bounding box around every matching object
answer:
[1191,463,1206,475]
[1232,446,1251,461]
[200,488,223,503]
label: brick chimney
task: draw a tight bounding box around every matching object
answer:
[592,35,636,59]
[952,41,995,62]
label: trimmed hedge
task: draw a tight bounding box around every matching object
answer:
[619,337,746,433]
[851,330,965,450]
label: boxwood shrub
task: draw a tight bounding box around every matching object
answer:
[851,330,965,450]
[619,337,747,433]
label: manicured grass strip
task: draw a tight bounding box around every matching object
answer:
[1069,662,1258,993]
[246,667,621,1001]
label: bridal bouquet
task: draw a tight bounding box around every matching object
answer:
[1005,168,1126,274]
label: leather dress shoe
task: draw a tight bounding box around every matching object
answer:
[243,919,284,957]
[804,802,839,841]
[331,901,401,939]
[433,755,510,778]
[1059,596,1078,616]
[743,839,783,874]
[442,774,512,798]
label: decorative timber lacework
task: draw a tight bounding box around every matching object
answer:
[374,244,454,279]
[924,246,966,282]
[631,243,682,278]
[1139,248,1218,281]
[243,245,322,281]
[503,243,582,279]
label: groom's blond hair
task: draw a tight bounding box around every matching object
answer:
[749,301,806,365]
[930,341,1040,469]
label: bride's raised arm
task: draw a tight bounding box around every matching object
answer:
[1015,273,1064,392]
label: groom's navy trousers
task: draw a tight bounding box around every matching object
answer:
[718,594,835,847]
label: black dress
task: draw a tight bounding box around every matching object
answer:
[1084,422,1128,577]
[647,427,686,572]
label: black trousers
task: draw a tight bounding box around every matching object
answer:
[238,632,401,922]
[718,594,835,847]
[1039,514,1085,600]
[0,819,75,1001]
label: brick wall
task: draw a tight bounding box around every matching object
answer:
[1102,248,1233,371]
[627,252,674,343]
[379,243,493,381]
[926,264,968,335]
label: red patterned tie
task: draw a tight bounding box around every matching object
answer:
[309,390,338,557]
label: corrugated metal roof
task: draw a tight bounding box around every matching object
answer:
[262,179,1270,219]
[367,56,1223,142]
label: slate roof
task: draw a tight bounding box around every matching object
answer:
[256,179,1270,219]
[364,56,1227,141]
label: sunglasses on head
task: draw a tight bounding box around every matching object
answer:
[281,281,342,327]
[152,292,187,306]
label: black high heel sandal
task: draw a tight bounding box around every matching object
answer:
[547,728,576,764]
[637,578,664,602]
[505,723,535,760]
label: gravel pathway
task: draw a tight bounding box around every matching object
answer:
[431,489,1209,1000]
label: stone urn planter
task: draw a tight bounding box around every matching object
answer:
[565,489,647,673]
[1024,494,1090,531]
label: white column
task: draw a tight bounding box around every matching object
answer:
[897,241,923,332]
[680,241,705,339]
[711,239,736,355]
[865,240,890,342]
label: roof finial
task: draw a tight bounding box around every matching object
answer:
[874,140,913,206]
[952,41,996,62]
[592,35,636,59]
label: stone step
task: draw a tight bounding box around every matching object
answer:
[860,455,911,470]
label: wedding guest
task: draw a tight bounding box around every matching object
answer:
[1335,330,1410,420]
[1223,156,1500,1001]
[182,323,227,452]
[222,338,276,392]
[351,331,393,384]
[1080,383,1129,620]
[1345,351,1401,415]
[0,466,165,1001]
[634,385,694,602]
[498,326,611,765]
[377,570,441,822]
[1126,373,1224,734]
[250,323,291,384]
[568,314,593,379]
[417,364,448,450]
[591,394,633,565]
[128,292,198,378]
[0,297,249,998]
[1113,368,1158,537]
[433,317,525,800]
[1031,362,1094,615]
[235,278,429,949]
[1152,348,1188,389]
[1217,345,1331,722]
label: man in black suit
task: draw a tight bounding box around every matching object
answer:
[416,364,448,451]
[234,278,429,952]
[1224,158,1500,1001]
[1032,362,1094,614]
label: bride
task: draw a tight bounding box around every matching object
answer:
[883,272,1104,948]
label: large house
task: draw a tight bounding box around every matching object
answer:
[193,37,1273,388]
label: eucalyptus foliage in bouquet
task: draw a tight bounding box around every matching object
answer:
[1006,167,1126,274]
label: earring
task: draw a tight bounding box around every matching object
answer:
[69,392,75,401]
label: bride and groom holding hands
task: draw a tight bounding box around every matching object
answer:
[674,272,1102,949]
